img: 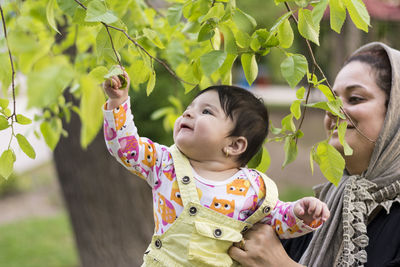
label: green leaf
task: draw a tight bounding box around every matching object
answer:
[167,4,183,26]
[0,98,9,110]
[283,136,297,168]
[104,65,123,79]
[310,149,315,175]
[80,75,106,148]
[40,119,62,150]
[151,107,174,120]
[165,39,186,69]
[270,123,282,135]
[241,53,258,86]
[306,100,345,119]
[343,0,370,32]
[16,134,36,159]
[176,64,199,93]
[56,0,77,17]
[327,99,345,119]
[232,8,257,33]
[200,50,228,77]
[46,0,61,34]
[147,71,156,96]
[16,114,32,125]
[338,121,353,156]
[330,0,346,33]
[298,8,320,45]
[280,54,308,88]
[316,140,345,186]
[235,30,251,49]
[296,87,306,99]
[290,100,302,120]
[198,23,215,42]
[127,59,150,89]
[201,3,225,22]
[27,62,74,109]
[85,0,118,24]
[318,84,336,101]
[90,66,109,83]
[219,24,237,54]
[95,26,126,64]
[278,18,294,49]
[219,54,237,85]
[270,12,292,33]
[143,28,165,49]
[0,115,9,130]
[248,147,263,169]
[312,0,328,25]
[256,147,271,173]
[0,149,15,179]
[281,114,296,132]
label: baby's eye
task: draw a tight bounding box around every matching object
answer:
[202,109,212,115]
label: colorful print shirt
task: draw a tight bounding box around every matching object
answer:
[103,98,319,238]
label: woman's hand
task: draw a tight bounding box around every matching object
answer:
[103,69,130,110]
[229,223,301,267]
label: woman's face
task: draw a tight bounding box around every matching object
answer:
[324,61,387,174]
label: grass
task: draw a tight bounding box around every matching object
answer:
[0,213,79,267]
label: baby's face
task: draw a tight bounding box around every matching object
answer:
[173,90,234,161]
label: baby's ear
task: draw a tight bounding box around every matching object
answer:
[227,136,247,157]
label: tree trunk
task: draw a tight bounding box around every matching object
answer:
[53,93,153,267]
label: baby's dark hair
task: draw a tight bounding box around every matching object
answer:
[197,85,269,166]
[345,47,392,108]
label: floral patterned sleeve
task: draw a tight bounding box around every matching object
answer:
[102,97,170,188]
[261,200,322,239]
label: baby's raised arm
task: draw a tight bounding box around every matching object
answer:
[103,71,130,110]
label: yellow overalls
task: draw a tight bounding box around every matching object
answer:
[142,145,278,267]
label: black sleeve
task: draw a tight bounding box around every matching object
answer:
[280,232,313,262]
[365,202,400,267]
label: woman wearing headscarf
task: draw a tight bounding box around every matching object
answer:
[229,42,400,266]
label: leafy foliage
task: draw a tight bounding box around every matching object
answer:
[0,0,370,185]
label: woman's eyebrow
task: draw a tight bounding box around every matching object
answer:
[345,84,367,91]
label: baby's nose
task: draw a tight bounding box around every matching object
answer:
[183,109,193,118]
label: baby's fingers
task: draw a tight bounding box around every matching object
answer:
[307,200,317,215]
[312,203,323,219]
[321,204,330,221]
[111,76,121,89]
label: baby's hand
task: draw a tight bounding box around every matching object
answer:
[103,69,130,110]
[293,197,330,226]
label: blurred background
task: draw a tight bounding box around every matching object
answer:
[1,0,399,266]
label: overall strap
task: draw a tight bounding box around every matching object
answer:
[244,171,279,225]
[169,145,200,206]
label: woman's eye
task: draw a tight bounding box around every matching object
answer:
[202,109,212,115]
[348,96,364,103]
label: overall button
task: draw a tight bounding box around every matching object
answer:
[214,228,222,238]
[241,226,249,233]
[189,206,197,215]
[182,176,190,184]
[263,206,271,214]
[155,239,162,249]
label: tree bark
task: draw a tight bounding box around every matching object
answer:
[53,93,153,267]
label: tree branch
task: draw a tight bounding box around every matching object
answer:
[73,0,195,86]
[0,4,16,121]
[284,2,375,143]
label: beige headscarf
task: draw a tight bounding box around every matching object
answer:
[299,42,400,267]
